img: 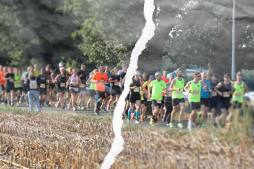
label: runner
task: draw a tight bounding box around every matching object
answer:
[140,73,150,122]
[37,67,48,106]
[127,71,142,123]
[169,69,185,128]
[223,72,248,127]
[87,69,97,109]
[77,64,87,110]
[148,72,166,125]
[215,74,233,126]
[55,67,68,109]
[209,75,219,121]
[5,67,15,106]
[107,67,121,112]
[185,72,202,131]
[67,68,80,111]
[45,64,54,107]
[200,72,211,125]
[91,66,108,115]
[26,71,41,112]
[0,65,6,102]
[19,66,32,105]
[14,67,23,105]
[231,72,248,109]
[163,73,174,125]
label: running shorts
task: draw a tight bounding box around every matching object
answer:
[172,98,185,107]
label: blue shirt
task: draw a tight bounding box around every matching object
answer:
[201,80,211,98]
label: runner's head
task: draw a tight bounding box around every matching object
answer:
[72,68,77,75]
[142,73,148,81]
[7,66,13,73]
[134,71,141,79]
[81,64,86,70]
[99,66,105,73]
[167,73,174,83]
[211,75,217,82]
[60,67,65,74]
[236,72,242,81]
[193,72,201,82]
[149,75,155,81]
[176,69,183,78]
[201,72,207,80]
[58,62,64,68]
[155,72,162,81]
[223,74,230,82]
[162,71,167,76]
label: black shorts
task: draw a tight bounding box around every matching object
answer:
[110,85,122,96]
[6,84,15,93]
[129,92,141,103]
[201,98,210,107]
[15,87,23,92]
[89,89,96,97]
[190,102,201,110]
[172,98,185,107]
[141,98,149,106]
[210,96,218,109]
[219,98,231,110]
[39,88,47,95]
[48,83,55,89]
[152,100,163,108]
[96,91,106,100]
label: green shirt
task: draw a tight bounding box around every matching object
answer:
[232,82,245,103]
[89,82,96,90]
[14,73,22,88]
[149,80,166,101]
[172,78,185,99]
[188,80,201,103]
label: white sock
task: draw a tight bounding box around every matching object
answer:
[188,120,192,130]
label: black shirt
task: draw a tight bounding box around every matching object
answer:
[5,73,15,85]
[37,75,47,89]
[77,70,87,84]
[130,79,141,93]
[110,75,121,86]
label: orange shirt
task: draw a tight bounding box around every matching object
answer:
[0,70,5,86]
[92,72,108,92]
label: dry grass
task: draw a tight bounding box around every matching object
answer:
[0,106,253,169]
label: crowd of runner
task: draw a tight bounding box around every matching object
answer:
[0,63,249,130]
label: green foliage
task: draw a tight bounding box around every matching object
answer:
[72,18,128,66]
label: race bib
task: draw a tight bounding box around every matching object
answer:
[60,83,66,88]
[80,84,85,88]
[30,80,37,89]
[134,87,140,92]
[223,92,230,98]
[40,84,46,88]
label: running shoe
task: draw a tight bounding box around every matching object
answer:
[169,122,174,128]
[178,123,183,129]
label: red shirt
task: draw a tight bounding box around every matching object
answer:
[162,75,169,84]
